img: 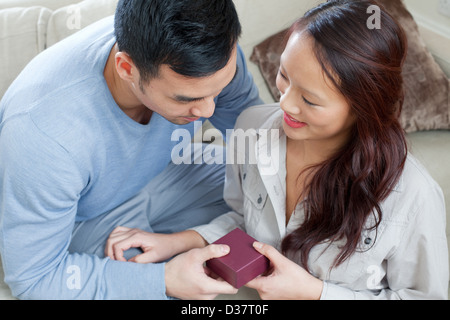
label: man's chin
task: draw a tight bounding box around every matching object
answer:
[169,117,202,125]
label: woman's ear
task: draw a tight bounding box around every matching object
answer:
[115,51,136,82]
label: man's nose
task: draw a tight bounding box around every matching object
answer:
[192,98,216,119]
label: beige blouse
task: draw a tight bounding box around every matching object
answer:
[193,104,449,300]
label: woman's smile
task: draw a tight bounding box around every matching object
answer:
[284,112,307,129]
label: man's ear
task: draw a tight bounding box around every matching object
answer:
[115,51,136,82]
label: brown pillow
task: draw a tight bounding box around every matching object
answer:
[250,0,450,133]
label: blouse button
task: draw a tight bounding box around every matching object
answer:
[257,195,263,204]
[364,238,372,245]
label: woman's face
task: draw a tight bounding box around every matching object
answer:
[277,31,356,148]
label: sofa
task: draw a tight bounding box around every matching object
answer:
[0,0,449,300]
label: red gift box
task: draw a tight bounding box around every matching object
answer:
[206,228,270,289]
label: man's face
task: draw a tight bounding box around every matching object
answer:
[134,46,238,125]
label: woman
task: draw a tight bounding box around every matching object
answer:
[105,0,448,299]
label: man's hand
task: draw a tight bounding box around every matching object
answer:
[165,244,239,300]
[105,226,206,263]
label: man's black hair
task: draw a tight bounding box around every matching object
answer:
[114,0,242,83]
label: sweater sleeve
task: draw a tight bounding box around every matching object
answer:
[0,115,167,300]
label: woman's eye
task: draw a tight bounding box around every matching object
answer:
[302,96,316,106]
[278,69,288,80]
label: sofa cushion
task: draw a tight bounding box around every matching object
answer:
[0,6,51,98]
[250,0,450,133]
[0,0,119,100]
[46,0,119,47]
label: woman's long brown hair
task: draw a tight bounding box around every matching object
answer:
[281,0,408,270]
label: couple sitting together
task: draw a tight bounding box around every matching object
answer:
[0,0,447,300]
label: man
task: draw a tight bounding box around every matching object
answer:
[0,0,261,299]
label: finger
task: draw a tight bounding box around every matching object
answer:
[105,230,135,260]
[112,243,127,262]
[110,226,131,235]
[105,237,121,260]
[105,241,120,261]
[129,251,159,264]
[245,276,262,289]
[113,238,144,262]
[201,276,239,296]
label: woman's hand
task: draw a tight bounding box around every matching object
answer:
[245,242,324,300]
[105,226,206,263]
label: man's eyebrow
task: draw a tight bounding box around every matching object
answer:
[173,65,240,103]
[174,95,205,103]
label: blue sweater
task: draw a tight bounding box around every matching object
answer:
[0,16,261,299]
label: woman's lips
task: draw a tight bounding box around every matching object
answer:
[284,112,307,129]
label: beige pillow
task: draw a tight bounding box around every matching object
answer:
[46,0,118,48]
[0,6,51,98]
[380,0,450,132]
[0,0,81,11]
[250,0,450,133]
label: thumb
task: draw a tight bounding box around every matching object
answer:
[253,242,283,267]
[199,244,230,262]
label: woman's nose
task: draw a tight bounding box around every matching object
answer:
[280,89,301,115]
